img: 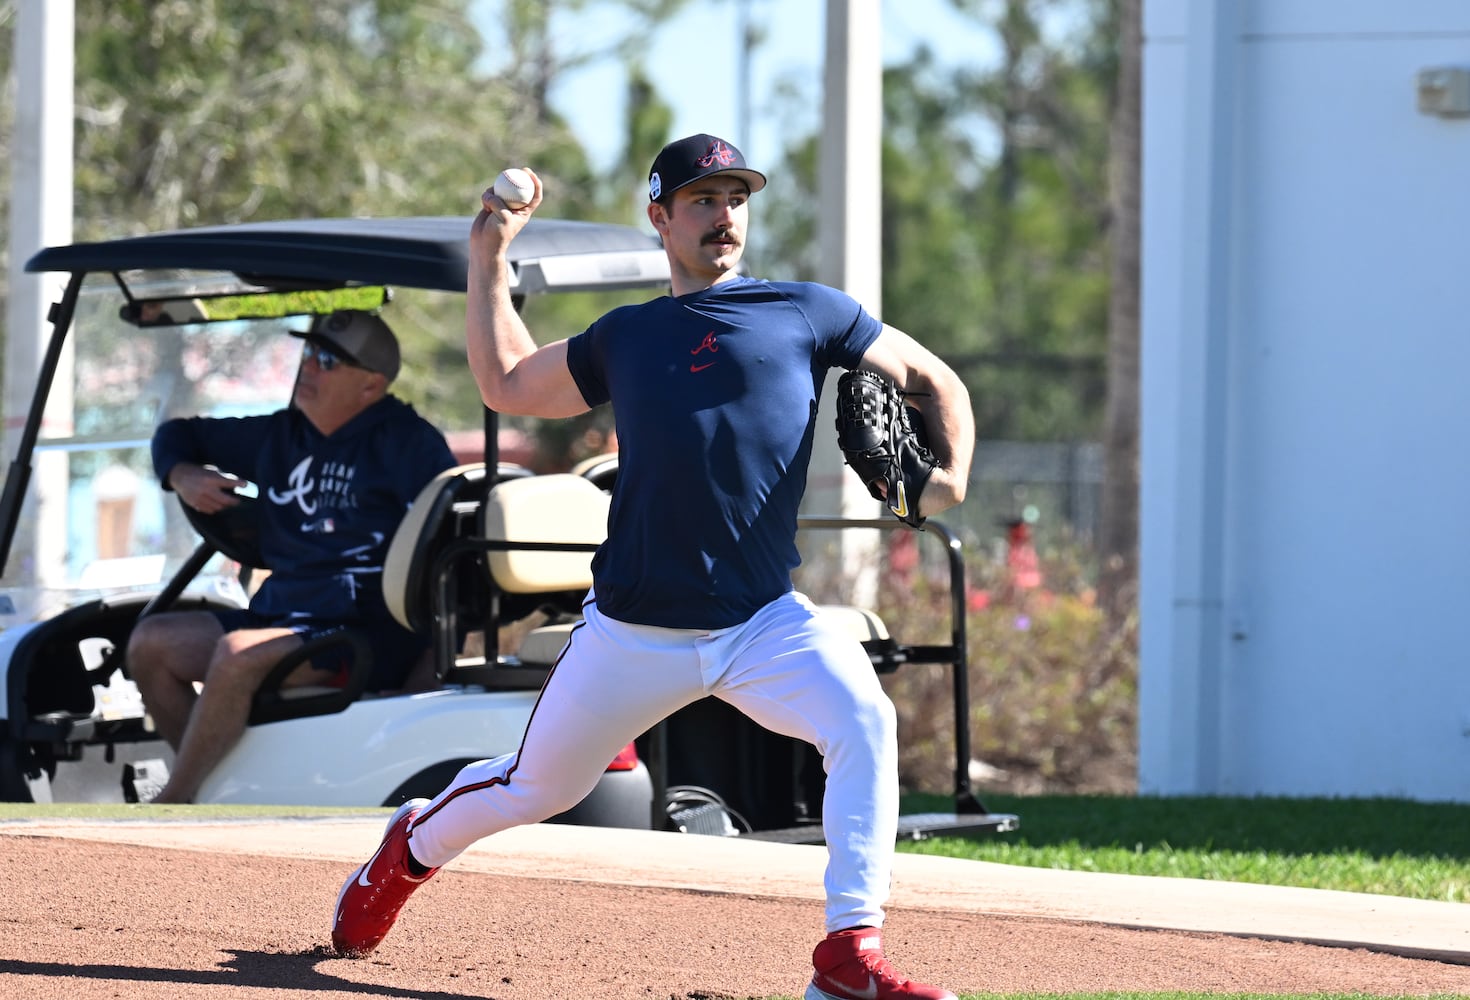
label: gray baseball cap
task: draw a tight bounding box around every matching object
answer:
[293,309,401,381]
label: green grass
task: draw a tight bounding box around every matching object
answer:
[899,793,1470,903]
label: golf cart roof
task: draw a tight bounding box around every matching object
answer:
[25,216,670,295]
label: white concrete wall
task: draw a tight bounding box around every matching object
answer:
[1141,0,1470,802]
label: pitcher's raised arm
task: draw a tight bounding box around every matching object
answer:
[466,170,590,418]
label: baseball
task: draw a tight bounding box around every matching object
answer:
[494,167,535,209]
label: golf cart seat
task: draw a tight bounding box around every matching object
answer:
[481,473,608,667]
[481,473,608,596]
[381,468,609,675]
[383,462,577,683]
[379,461,895,693]
[247,461,538,719]
[383,463,492,636]
[570,451,620,492]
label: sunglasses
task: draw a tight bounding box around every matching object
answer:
[301,341,361,372]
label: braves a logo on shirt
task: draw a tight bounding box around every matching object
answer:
[690,330,719,372]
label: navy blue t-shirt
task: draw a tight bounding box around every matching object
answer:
[566,276,882,629]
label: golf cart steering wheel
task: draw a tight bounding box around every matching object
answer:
[179,469,265,569]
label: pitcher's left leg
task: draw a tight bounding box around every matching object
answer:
[712,592,898,931]
[715,595,956,1000]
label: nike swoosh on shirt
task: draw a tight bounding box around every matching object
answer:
[690,361,716,372]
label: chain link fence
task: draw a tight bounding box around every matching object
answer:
[952,440,1103,565]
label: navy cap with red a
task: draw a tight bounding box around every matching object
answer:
[648,134,767,202]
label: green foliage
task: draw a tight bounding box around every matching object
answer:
[878,533,1136,796]
[5,0,1127,450]
[73,1,516,232]
[965,595,1136,789]
[4,1,700,437]
[760,0,1118,443]
[879,50,994,362]
[56,1,562,428]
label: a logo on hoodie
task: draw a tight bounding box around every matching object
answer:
[270,456,362,523]
[269,457,319,514]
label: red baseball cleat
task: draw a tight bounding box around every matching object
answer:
[806,927,957,1000]
[332,798,439,957]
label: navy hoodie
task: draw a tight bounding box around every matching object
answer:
[152,396,457,623]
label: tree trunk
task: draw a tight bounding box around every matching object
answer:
[1098,0,1141,621]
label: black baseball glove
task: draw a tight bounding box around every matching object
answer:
[834,369,938,529]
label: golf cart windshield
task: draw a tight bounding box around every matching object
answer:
[0,271,338,621]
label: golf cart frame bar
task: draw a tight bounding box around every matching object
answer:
[0,271,85,573]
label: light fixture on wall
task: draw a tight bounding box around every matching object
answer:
[1416,67,1470,117]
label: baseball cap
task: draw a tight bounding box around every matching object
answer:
[648,134,767,202]
[292,310,401,381]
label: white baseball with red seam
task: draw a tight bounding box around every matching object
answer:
[494,168,535,209]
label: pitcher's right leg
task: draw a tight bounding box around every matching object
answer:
[331,604,709,957]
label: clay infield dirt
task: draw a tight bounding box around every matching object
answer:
[1,816,1467,999]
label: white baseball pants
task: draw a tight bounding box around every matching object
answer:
[405,589,899,932]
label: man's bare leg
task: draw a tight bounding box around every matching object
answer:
[127,612,223,749]
[151,628,313,804]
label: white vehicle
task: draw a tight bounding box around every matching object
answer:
[2,215,1015,841]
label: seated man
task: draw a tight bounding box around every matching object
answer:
[127,310,458,803]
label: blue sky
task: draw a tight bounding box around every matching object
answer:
[474,0,1008,173]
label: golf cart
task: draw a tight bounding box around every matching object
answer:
[2,214,1016,841]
